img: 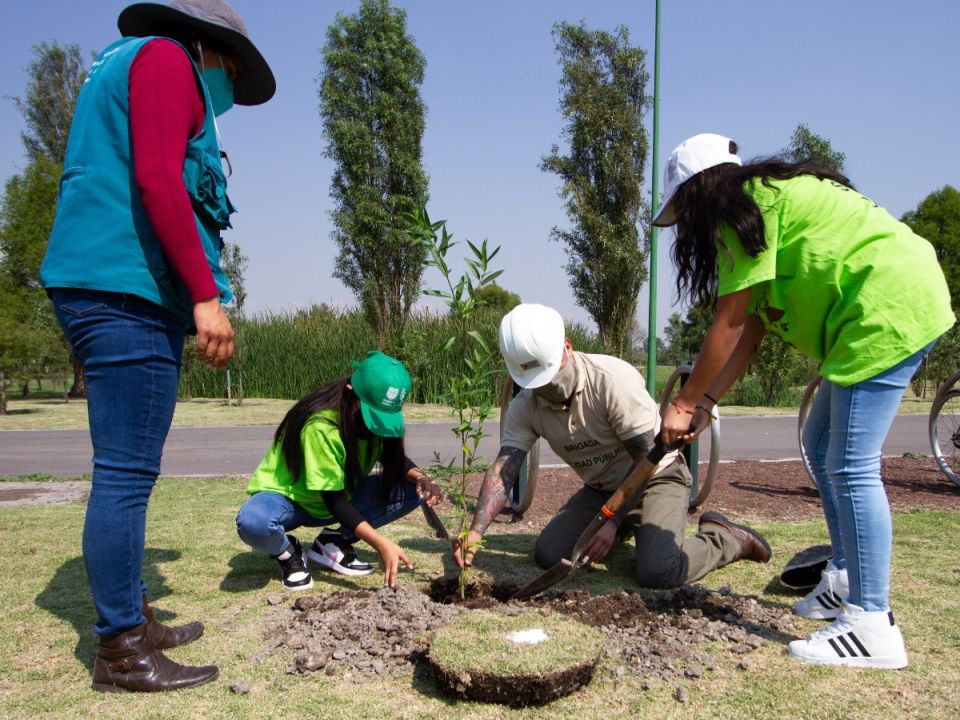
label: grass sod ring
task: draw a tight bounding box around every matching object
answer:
[428,609,605,707]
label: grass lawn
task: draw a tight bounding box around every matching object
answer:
[0,477,957,719]
[0,397,459,431]
[0,391,935,431]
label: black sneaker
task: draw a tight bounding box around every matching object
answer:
[274,535,313,590]
[307,531,374,577]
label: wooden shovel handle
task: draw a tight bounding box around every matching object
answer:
[570,434,681,562]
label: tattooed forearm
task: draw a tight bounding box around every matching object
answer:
[470,446,526,534]
[622,431,655,464]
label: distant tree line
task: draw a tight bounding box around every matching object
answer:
[2,6,957,411]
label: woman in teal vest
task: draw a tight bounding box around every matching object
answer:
[39,0,274,693]
[656,134,954,671]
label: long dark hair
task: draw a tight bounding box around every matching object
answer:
[275,376,407,501]
[671,150,853,307]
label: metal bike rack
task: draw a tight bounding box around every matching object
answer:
[498,377,540,514]
[797,375,821,487]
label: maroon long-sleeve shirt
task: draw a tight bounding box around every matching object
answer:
[128,38,219,303]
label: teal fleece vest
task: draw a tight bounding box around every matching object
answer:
[41,36,234,321]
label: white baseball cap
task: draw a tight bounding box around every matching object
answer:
[652,133,741,227]
[498,304,565,389]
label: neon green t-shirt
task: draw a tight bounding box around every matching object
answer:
[717,175,954,386]
[245,409,382,519]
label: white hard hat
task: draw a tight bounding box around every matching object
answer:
[652,133,741,227]
[498,304,565,389]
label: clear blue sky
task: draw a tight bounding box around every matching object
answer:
[2,1,958,336]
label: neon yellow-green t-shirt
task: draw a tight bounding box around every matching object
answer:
[245,409,382,519]
[717,175,954,386]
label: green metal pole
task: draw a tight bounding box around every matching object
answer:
[645,0,662,398]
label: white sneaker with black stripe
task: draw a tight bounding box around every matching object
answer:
[788,604,908,669]
[793,561,848,620]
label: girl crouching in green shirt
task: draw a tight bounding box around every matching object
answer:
[237,351,442,589]
[655,134,954,670]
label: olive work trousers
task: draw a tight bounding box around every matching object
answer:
[533,458,742,588]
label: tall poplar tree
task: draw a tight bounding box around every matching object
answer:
[318,0,429,350]
[14,42,86,165]
[540,22,650,356]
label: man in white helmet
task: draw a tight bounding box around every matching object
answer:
[452,303,771,587]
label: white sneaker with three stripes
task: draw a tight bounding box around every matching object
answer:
[788,603,908,669]
[793,561,848,619]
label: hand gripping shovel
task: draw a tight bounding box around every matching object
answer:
[510,433,682,600]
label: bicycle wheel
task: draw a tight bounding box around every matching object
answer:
[797,375,822,487]
[499,375,539,513]
[929,387,960,486]
[658,366,720,510]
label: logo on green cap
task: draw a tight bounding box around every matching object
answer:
[351,351,411,437]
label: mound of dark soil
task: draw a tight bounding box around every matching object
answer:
[260,579,800,697]
[248,455,956,702]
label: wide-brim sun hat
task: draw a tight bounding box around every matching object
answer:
[350,351,412,439]
[652,133,741,227]
[498,303,566,389]
[118,0,275,105]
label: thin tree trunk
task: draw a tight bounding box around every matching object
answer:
[68,356,86,398]
[0,369,6,415]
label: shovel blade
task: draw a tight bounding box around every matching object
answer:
[421,503,450,540]
[510,558,574,600]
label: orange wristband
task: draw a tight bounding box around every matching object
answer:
[600,504,615,519]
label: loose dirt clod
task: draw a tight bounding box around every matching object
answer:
[262,587,465,678]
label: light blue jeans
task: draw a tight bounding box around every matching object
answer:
[801,343,934,612]
[236,474,422,556]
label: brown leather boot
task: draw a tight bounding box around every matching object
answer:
[699,511,772,563]
[142,597,204,650]
[92,622,218,692]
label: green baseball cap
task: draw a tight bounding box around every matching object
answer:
[350,351,412,438]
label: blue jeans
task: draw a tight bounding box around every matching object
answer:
[236,474,423,556]
[801,343,933,612]
[52,288,186,635]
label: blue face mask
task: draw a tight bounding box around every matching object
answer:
[201,56,234,117]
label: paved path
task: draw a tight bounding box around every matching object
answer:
[0,414,933,477]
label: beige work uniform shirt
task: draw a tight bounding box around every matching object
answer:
[500,352,677,491]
